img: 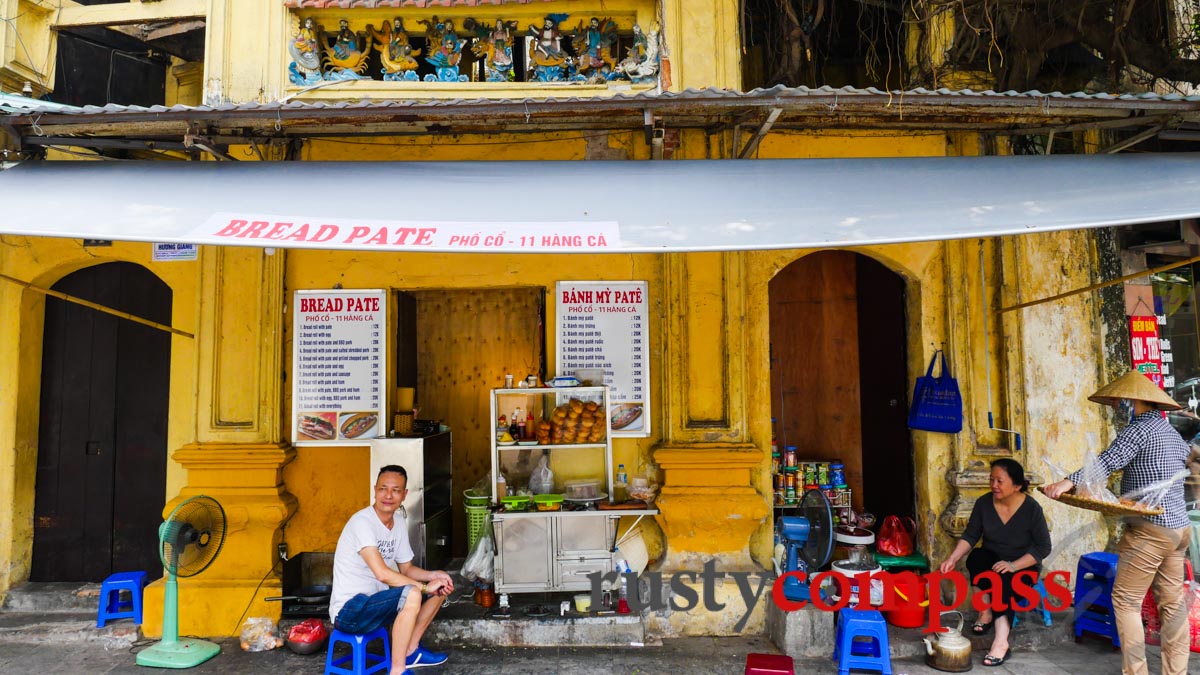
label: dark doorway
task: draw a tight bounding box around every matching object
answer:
[769,251,913,522]
[32,262,171,582]
[856,257,913,521]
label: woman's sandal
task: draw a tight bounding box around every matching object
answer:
[971,618,995,635]
[982,648,1012,667]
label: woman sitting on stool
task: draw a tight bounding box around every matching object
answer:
[938,458,1052,667]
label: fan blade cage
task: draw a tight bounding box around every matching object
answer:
[161,495,227,578]
[799,489,835,571]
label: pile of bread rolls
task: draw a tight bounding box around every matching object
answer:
[537,398,606,444]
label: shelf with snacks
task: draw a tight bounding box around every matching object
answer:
[488,386,613,505]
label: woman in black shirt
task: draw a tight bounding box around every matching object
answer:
[938,458,1052,667]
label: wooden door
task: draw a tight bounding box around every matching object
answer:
[412,288,543,557]
[32,262,171,581]
[769,251,864,509]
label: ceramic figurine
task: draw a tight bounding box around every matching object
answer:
[527,14,570,82]
[368,18,420,81]
[571,17,619,82]
[420,16,469,82]
[288,16,324,85]
[613,23,661,84]
[466,17,518,82]
[320,18,372,81]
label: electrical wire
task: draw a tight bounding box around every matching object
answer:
[229,560,284,637]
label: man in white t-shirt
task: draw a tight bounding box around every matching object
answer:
[330,465,454,673]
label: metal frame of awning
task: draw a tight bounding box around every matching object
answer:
[3,86,1199,158]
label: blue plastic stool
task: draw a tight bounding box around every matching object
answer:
[1073,552,1120,647]
[325,626,390,675]
[832,607,893,675]
[1012,580,1053,628]
[96,571,148,628]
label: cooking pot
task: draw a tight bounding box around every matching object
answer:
[265,584,331,605]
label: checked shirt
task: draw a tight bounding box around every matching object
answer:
[1068,410,1189,529]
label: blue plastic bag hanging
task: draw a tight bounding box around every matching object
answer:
[907,350,963,433]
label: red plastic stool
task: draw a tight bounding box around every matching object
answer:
[745,653,794,674]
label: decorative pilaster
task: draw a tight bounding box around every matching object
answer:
[653,251,769,575]
[196,246,285,444]
[654,444,769,572]
[142,443,298,638]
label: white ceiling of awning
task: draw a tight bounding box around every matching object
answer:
[2,155,1199,253]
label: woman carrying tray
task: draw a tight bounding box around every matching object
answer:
[938,458,1051,667]
[1044,370,1191,675]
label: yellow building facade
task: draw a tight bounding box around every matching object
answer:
[0,0,1145,639]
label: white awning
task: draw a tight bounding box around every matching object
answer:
[2,154,1199,253]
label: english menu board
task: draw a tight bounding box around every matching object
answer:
[292,289,387,446]
[556,281,650,437]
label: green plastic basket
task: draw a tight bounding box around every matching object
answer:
[463,489,489,507]
[466,504,490,551]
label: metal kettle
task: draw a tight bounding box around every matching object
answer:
[923,610,973,672]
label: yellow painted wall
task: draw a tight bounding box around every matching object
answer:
[0,237,199,594]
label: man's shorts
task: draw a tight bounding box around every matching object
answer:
[333,585,414,634]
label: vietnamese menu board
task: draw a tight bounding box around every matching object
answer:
[556,281,650,437]
[292,289,387,445]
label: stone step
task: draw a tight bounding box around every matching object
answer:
[770,602,1078,660]
[0,611,140,647]
[419,593,648,647]
[2,582,104,613]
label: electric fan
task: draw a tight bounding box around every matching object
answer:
[778,488,835,602]
[136,495,227,669]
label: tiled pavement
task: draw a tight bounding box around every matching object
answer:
[1,632,1196,674]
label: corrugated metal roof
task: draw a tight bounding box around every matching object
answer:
[10,84,1200,117]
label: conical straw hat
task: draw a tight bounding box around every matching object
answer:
[1088,370,1181,410]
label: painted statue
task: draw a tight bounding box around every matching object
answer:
[288,16,323,85]
[368,18,420,81]
[527,14,570,82]
[571,17,619,82]
[320,18,371,81]
[420,16,469,82]
[614,23,661,84]
[466,17,518,82]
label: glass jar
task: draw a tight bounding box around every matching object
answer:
[830,461,846,487]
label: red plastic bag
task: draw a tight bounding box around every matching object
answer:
[1142,561,1200,653]
[287,618,329,644]
[877,515,914,557]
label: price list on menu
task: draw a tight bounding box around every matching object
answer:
[292,289,387,445]
[556,281,650,437]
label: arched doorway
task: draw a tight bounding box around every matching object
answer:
[31,262,171,582]
[768,251,914,523]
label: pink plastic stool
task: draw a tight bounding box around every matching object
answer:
[745,653,795,675]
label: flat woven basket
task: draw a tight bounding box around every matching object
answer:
[1039,486,1164,517]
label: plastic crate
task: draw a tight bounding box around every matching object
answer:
[466,504,489,551]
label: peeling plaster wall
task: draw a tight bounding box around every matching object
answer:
[1012,229,1113,573]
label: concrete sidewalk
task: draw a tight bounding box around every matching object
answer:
[1,632,1195,674]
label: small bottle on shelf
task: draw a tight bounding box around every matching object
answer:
[615,463,628,502]
[525,410,535,440]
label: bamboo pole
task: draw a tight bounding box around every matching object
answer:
[0,271,194,338]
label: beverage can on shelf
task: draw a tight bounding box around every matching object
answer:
[803,463,817,485]
[817,463,830,485]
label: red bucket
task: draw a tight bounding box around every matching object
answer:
[887,575,928,628]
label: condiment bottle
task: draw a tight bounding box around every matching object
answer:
[525,410,535,440]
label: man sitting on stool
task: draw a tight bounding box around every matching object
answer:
[330,464,454,673]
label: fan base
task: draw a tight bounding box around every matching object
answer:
[136,638,221,669]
